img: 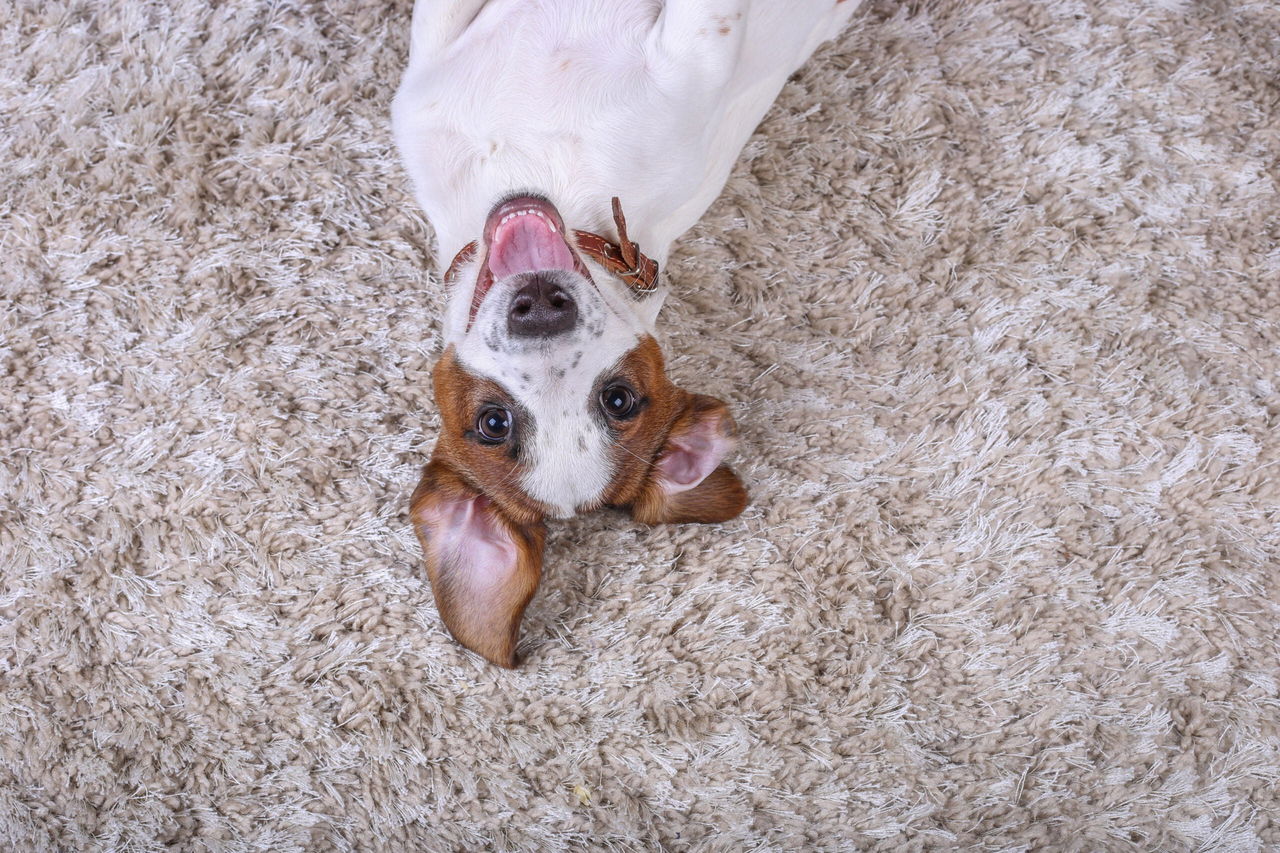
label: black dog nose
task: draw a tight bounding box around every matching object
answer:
[507,276,578,338]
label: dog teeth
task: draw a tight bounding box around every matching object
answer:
[498,208,557,232]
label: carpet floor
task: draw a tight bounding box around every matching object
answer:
[2,0,1279,849]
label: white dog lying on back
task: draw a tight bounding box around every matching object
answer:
[392,0,859,666]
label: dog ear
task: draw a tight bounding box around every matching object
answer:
[629,393,748,525]
[409,456,545,668]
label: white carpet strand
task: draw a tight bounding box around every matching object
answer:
[2,0,1279,850]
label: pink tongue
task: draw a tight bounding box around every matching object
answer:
[488,214,575,278]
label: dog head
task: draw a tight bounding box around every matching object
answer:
[410,195,747,667]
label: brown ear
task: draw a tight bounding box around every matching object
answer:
[409,456,545,668]
[629,394,748,525]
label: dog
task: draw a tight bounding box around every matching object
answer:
[392,0,860,666]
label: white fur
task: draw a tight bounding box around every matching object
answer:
[392,0,859,515]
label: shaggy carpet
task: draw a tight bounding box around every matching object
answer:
[2,0,1279,849]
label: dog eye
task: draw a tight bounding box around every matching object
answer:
[476,406,512,442]
[600,384,638,419]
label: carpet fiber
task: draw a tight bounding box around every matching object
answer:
[3,0,1279,849]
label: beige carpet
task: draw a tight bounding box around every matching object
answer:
[3,0,1279,849]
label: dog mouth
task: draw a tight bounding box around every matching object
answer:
[469,196,590,328]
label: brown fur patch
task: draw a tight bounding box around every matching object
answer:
[431,345,550,526]
[598,335,688,507]
[601,337,748,524]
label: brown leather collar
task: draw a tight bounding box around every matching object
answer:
[443,196,659,295]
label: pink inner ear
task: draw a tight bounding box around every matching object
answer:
[419,495,518,593]
[656,416,736,494]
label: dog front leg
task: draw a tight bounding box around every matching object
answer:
[647,0,751,83]
[407,0,493,60]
